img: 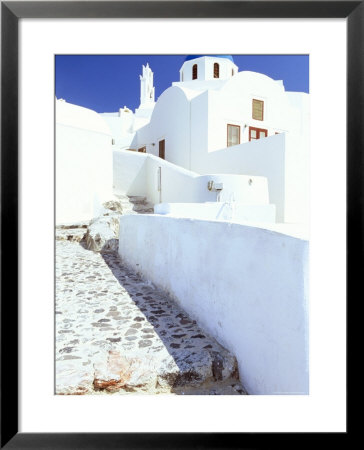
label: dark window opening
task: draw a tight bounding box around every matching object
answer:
[192,64,198,80]
[214,63,220,78]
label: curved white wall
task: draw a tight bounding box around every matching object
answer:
[136,86,191,168]
[118,215,309,395]
[56,101,113,224]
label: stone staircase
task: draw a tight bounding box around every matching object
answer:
[116,194,154,215]
[56,195,154,247]
[55,194,248,395]
[56,241,247,395]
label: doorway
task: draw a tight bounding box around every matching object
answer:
[159,139,165,159]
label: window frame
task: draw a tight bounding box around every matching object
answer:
[227,124,241,147]
[252,98,264,121]
[249,126,268,141]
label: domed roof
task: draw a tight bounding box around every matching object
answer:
[56,100,111,135]
[184,55,234,63]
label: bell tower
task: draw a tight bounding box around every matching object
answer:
[139,63,155,106]
[179,55,238,82]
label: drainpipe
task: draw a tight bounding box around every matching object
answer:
[157,166,162,203]
[189,99,192,170]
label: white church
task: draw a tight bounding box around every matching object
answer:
[56,55,310,395]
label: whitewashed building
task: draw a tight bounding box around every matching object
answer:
[56,99,113,224]
[56,55,309,225]
[133,55,309,225]
[56,56,310,394]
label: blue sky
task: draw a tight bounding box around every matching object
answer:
[55,55,309,113]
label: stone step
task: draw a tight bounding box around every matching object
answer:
[116,194,147,203]
[127,195,147,203]
[130,204,154,212]
[115,194,154,214]
[136,208,154,214]
[56,227,87,242]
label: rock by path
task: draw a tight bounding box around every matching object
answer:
[56,239,247,395]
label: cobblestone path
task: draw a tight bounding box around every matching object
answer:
[56,239,246,395]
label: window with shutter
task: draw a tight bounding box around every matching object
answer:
[252,99,264,121]
[249,126,268,141]
[227,124,240,147]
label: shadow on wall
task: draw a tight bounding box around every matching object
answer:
[98,251,245,394]
[117,214,309,395]
[113,151,149,197]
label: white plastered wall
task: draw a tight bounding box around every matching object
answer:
[205,71,299,151]
[118,215,309,395]
[112,150,270,209]
[56,101,113,224]
[193,133,286,222]
[113,150,148,196]
[136,86,191,168]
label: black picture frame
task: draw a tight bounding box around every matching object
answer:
[1,1,357,448]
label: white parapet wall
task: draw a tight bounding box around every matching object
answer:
[113,150,148,197]
[113,149,271,208]
[192,133,287,222]
[118,214,309,395]
[154,202,276,223]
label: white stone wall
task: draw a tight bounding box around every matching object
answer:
[154,202,276,223]
[113,150,148,196]
[118,215,309,395]
[56,101,113,225]
[205,71,300,151]
[112,150,271,209]
[194,133,286,222]
[100,110,135,148]
[145,154,202,205]
[194,131,309,226]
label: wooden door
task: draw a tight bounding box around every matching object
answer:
[159,139,165,159]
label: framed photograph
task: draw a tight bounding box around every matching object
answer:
[1,0,357,447]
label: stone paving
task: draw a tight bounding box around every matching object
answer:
[56,237,246,395]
